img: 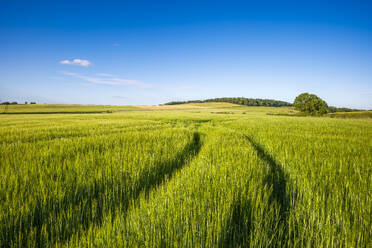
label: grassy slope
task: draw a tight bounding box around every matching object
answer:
[0,104,140,114]
[2,103,369,119]
[0,102,295,114]
[0,103,370,247]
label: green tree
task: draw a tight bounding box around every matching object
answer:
[294,93,329,115]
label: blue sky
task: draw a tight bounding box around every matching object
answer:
[0,0,371,108]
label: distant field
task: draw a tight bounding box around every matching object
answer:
[138,102,244,110]
[0,103,371,247]
[327,110,372,119]
[138,104,206,110]
[0,104,139,114]
[1,103,295,115]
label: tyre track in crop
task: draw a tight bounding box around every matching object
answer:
[125,131,202,206]
[216,130,292,247]
[219,197,254,247]
[0,132,202,248]
[245,135,291,245]
[216,134,290,247]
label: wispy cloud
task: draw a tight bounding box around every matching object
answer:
[113,95,128,99]
[361,92,372,96]
[60,59,91,67]
[61,71,151,88]
[97,73,116,77]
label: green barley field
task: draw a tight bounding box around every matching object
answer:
[0,103,371,247]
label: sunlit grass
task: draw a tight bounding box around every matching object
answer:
[0,104,370,247]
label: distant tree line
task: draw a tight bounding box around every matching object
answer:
[1,101,36,105]
[165,95,363,114]
[164,97,293,107]
[328,106,362,113]
[1,102,18,105]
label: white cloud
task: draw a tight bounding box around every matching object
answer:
[61,71,151,88]
[97,73,116,77]
[60,59,91,67]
